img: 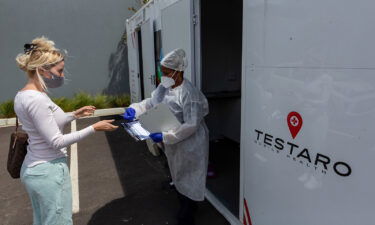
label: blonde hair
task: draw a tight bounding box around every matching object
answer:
[15,36,65,90]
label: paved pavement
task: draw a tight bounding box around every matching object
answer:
[0,116,230,225]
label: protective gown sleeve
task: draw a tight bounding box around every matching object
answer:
[163,94,208,145]
[129,98,153,117]
[129,85,168,117]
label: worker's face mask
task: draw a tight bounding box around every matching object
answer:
[161,70,177,88]
[42,71,65,88]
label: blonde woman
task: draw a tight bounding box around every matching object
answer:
[14,37,118,225]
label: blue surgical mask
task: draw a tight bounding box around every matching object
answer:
[42,72,64,88]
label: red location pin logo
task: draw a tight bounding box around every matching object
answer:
[287,112,303,139]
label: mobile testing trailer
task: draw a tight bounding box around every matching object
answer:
[126,0,375,224]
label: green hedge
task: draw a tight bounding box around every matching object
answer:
[0,100,15,119]
[0,92,130,119]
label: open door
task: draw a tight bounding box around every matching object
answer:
[198,0,243,224]
[161,0,195,83]
[140,19,157,98]
[136,29,145,100]
[127,30,143,103]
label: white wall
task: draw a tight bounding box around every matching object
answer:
[0,0,141,102]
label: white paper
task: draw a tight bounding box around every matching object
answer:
[121,121,150,141]
[130,121,150,137]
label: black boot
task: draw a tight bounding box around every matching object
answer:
[176,192,197,225]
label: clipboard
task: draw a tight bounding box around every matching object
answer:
[121,121,150,141]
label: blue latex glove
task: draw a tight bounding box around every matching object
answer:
[149,132,163,143]
[123,107,136,121]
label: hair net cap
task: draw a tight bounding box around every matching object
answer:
[161,48,188,71]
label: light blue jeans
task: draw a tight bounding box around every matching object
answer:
[21,157,72,225]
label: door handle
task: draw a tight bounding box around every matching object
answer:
[149,75,156,85]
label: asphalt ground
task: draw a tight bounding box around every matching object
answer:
[0,116,230,225]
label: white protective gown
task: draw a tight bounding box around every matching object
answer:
[130,79,209,201]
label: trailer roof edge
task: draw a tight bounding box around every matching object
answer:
[127,0,155,23]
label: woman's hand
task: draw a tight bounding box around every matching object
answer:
[92,119,118,131]
[74,106,96,118]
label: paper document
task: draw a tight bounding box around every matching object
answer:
[139,103,181,133]
[121,121,150,141]
[121,104,181,141]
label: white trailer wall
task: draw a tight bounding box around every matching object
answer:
[161,0,195,83]
[241,0,375,224]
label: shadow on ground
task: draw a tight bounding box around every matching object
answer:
[86,116,230,225]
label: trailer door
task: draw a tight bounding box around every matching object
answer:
[161,0,195,83]
[140,19,157,98]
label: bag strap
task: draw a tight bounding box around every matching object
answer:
[15,116,19,132]
[12,116,20,149]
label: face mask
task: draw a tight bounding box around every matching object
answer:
[161,71,177,88]
[42,72,64,88]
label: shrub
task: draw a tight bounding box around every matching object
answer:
[108,94,131,108]
[0,100,15,118]
[0,92,130,118]
[52,97,75,112]
[71,92,94,109]
[92,94,110,109]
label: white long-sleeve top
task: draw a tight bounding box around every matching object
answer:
[14,90,95,167]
